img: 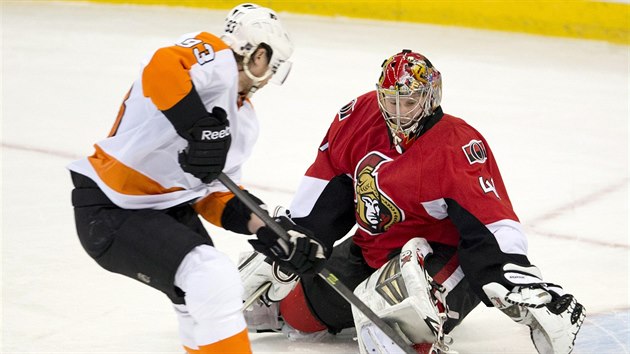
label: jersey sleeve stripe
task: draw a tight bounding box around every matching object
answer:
[88,145,184,196]
[108,87,131,137]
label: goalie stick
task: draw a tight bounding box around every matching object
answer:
[217,173,416,354]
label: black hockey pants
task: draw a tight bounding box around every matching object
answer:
[70,171,212,304]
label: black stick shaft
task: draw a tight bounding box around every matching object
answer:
[317,269,415,353]
[217,173,290,241]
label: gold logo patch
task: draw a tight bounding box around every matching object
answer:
[354,152,403,234]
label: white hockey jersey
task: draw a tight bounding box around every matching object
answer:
[67,31,258,226]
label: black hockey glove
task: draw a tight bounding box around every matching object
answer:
[178,106,231,183]
[250,216,326,276]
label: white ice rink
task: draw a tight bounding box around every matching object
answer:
[2,1,629,353]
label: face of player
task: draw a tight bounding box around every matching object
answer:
[238,48,272,98]
[380,92,424,129]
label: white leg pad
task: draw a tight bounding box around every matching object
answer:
[239,251,297,304]
[353,238,441,353]
[359,322,408,354]
[239,251,297,332]
[174,245,246,349]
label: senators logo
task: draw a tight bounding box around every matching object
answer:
[354,152,403,234]
[462,139,487,164]
[337,99,356,121]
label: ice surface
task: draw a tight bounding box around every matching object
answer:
[2,1,628,353]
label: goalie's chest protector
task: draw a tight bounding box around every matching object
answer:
[326,92,514,267]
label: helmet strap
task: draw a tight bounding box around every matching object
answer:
[243,54,272,98]
[246,85,259,99]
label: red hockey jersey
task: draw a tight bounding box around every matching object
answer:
[290,91,528,269]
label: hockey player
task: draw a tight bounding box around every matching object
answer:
[240,50,585,353]
[67,3,324,354]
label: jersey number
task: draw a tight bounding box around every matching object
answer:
[479,177,500,199]
[177,38,215,65]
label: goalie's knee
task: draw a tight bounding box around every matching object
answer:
[353,237,442,348]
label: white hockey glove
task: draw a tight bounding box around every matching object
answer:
[483,264,586,354]
[353,238,455,354]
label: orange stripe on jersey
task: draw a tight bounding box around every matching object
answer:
[237,95,253,109]
[88,145,184,196]
[183,329,251,354]
[193,190,239,227]
[142,32,230,110]
[108,87,131,137]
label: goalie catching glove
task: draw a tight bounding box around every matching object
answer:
[250,216,325,275]
[483,264,586,354]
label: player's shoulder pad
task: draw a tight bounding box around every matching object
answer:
[441,114,491,166]
[334,91,375,122]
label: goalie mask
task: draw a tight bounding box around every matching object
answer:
[221,3,294,91]
[377,50,442,153]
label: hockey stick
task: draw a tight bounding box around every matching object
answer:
[217,173,415,354]
[242,282,272,311]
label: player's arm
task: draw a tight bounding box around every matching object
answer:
[444,197,534,302]
[444,134,585,354]
[193,189,265,234]
[440,134,535,304]
[289,125,357,255]
[143,32,232,183]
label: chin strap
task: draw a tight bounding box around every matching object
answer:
[246,85,259,99]
[242,55,272,98]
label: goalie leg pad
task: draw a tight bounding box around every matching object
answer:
[243,301,283,333]
[353,238,444,353]
[239,251,298,305]
[239,251,298,332]
[359,322,409,354]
